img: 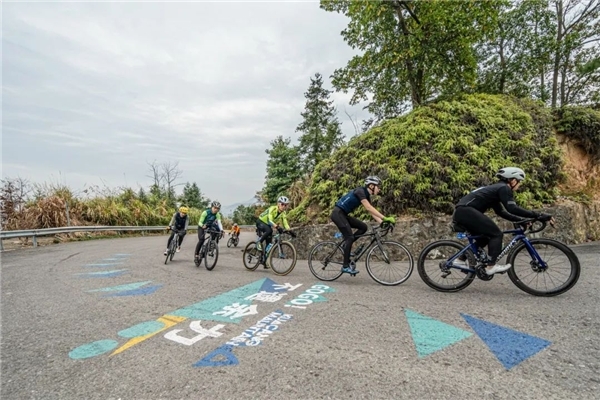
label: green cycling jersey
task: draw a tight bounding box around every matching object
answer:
[259,205,290,230]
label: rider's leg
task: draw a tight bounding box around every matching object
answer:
[165,231,175,255]
[454,207,508,274]
[177,231,186,251]
[331,207,358,272]
[257,220,272,249]
[195,227,206,257]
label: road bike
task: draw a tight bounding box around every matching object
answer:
[227,233,240,248]
[307,222,414,286]
[242,228,297,276]
[194,228,221,271]
[164,227,185,265]
[417,218,581,296]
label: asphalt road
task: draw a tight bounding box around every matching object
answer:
[1,232,599,399]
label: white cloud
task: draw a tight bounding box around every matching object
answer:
[2,1,371,206]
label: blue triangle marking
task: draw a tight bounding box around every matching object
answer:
[193,345,239,367]
[461,314,551,370]
[405,309,472,358]
[259,278,280,292]
[103,284,163,297]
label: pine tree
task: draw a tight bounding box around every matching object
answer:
[263,136,302,204]
[296,73,345,174]
[180,182,209,209]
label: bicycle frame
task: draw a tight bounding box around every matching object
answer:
[448,225,548,273]
[330,225,392,263]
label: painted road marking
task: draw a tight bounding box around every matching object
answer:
[462,313,551,370]
[405,309,472,358]
[69,278,283,359]
[87,281,153,292]
[103,285,163,297]
[76,270,129,278]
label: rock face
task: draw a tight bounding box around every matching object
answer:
[291,200,599,259]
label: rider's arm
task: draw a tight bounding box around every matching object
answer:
[281,213,291,231]
[497,186,539,219]
[355,188,384,222]
[168,213,176,227]
[184,215,189,230]
[198,210,208,227]
[267,206,277,226]
[216,213,223,231]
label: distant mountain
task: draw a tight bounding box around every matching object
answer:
[221,197,261,217]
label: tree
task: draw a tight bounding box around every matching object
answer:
[232,204,258,225]
[137,187,148,204]
[551,0,600,108]
[476,0,556,101]
[0,177,30,229]
[180,182,209,209]
[321,0,502,119]
[476,0,599,107]
[262,136,302,204]
[161,161,183,205]
[296,73,345,174]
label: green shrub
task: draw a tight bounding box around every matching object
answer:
[290,94,564,222]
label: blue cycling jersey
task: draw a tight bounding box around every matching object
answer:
[335,187,370,214]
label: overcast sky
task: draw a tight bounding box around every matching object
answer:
[2,0,371,206]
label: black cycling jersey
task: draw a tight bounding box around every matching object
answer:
[456,182,538,222]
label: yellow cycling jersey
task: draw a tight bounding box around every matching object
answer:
[258,205,290,230]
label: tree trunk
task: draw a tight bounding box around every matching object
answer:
[551,0,563,108]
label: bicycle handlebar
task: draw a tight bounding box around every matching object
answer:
[513,218,548,234]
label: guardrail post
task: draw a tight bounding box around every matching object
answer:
[0,239,4,252]
[33,236,38,247]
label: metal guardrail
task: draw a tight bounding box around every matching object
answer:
[0,225,255,250]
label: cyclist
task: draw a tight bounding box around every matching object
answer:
[332,176,395,274]
[453,167,554,275]
[194,201,224,262]
[164,206,189,255]
[229,223,241,239]
[256,196,293,254]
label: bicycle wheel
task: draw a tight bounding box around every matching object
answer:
[365,241,414,286]
[507,238,581,297]
[227,237,233,248]
[308,241,344,281]
[417,240,476,292]
[233,237,239,247]
[242,242,261,271]
[170,242,176,261]
[204,240,219,271]
[165,240,175,265]
[268,242,297,276]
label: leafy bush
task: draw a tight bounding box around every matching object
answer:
[290,94,564,222]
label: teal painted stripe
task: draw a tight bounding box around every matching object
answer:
[76,270,127,276]
[85,263,124,267]
[169,279,267,323]
[87,281,152,293]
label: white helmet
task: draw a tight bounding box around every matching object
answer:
[364,176,382,186]
[496,167,526,182]
[277,196,290,204]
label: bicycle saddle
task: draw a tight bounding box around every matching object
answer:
[451,221,469,233]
